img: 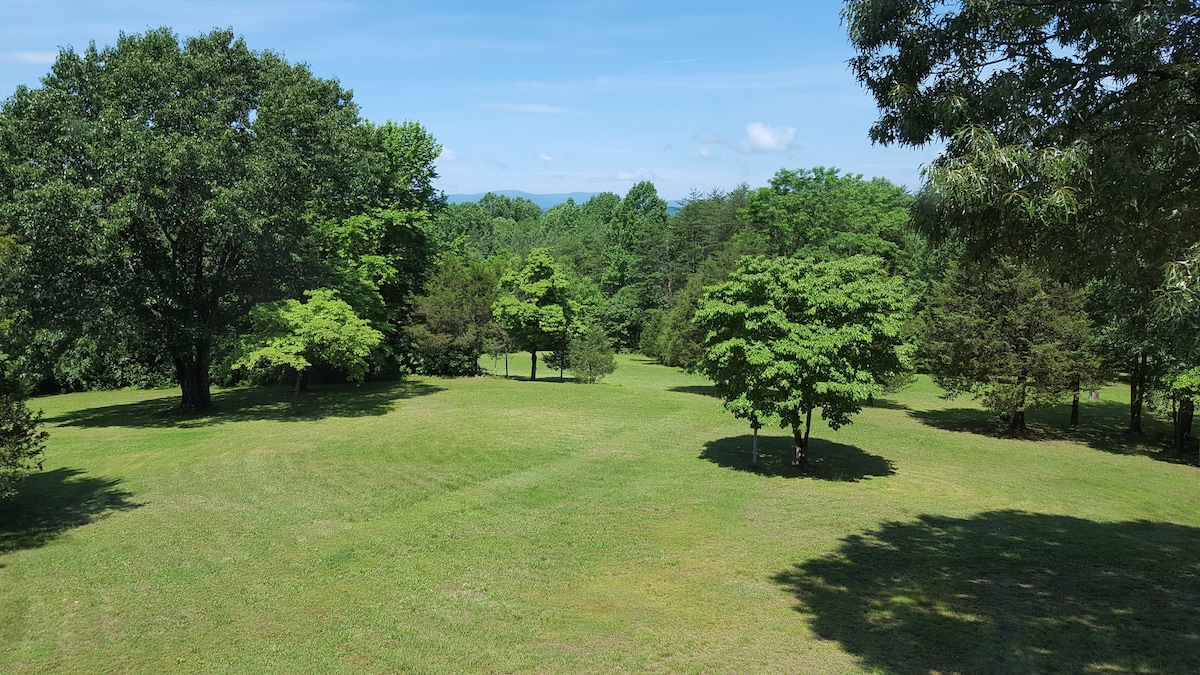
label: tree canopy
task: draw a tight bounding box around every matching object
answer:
[492,248,578,381]
[0,27,441,409]
[232,289,383,392]
[844,0,1200,280]
[918,262,1095,430]
[695,255,913,468]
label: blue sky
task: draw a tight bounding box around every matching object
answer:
[0,1,939,200]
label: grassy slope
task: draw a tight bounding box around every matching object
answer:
[1,355,1198,673]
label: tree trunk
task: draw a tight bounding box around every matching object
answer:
[1070,391,1080,427]
[175,342,212,411]
[1174,397,1195,453]
[1130,353,1145,434]
[751,423,759,468]
[294,369,309,394]
[792,408,813,469]
[1010,375,1028,432]
[530,350,538,381]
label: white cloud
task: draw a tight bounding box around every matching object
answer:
[0,51,57,64]
[694,122,797,154]
[538,152,553,162]
[482,103,567,114]
[438,148,457,161]
[740,122,796,153]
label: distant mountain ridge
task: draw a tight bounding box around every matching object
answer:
[446,190,684,212]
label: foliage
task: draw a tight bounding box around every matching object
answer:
[695,255,913,466]
[645,232,770,369]
[568,324,617,384]
[918,262,1095,429]
[233,289,383,389]
[845,0,1200,280]
[0,373,47,499]
[407,251,506,376]
[492,248,578,380]
[0,27,439,410]
[741,167,916,270]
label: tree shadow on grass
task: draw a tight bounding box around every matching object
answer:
[45,380,445,429]
[668,384,720,398]
[0,468,141,558]
[774,511,1200,674]
[700,434,894,481]
[909,400,1195,465]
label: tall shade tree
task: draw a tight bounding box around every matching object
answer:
[695,255,913,468]
[493,248,578,381]
[844,0,1200,280]
[918,262,1095,431]
[742,167,916,270]
[0,28,392,410]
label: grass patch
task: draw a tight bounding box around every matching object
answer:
[2,357,1198,672]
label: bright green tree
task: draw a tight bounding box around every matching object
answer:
[918,262,1094,431]
[233,289,383,393]
[695,255,913,468]
[492,248,578,380]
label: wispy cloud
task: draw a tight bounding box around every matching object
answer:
[482,103,568,114]
[0,51,57,64]
[538,152,553,162]
[439,148,457,161]
[695,122,797,154]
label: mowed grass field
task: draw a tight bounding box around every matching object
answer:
[2,354,1199,673]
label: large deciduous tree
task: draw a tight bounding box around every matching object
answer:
[493,248,578,381]
[0,28,401,410]
[844,0,1200,280]
[742,167,917,270]
[695,255,913,468]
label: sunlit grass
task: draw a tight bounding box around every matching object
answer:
[1,356,1197,673]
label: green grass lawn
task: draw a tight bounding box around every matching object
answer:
[2,355,1199,673]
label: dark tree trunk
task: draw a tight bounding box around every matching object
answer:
[294,369,309,394]
[1075,374,1084,422]
[1130,353,1145,434]
[1010,375,1028,432]
[530,350,538,381]
[1174,397,1195,453]
[175,342,212,411]
[792,408,813,469]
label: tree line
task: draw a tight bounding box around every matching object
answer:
[3,4,1199,493]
